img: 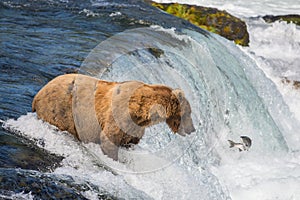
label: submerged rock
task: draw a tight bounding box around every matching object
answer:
[148,47,164,58]
[263,14,300,26]
[150,2,250,46]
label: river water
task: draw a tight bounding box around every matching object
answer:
[1,0,300,199]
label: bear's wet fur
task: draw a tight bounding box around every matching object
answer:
[32,74,195,160]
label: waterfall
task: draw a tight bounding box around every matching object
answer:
[4,25,300,200]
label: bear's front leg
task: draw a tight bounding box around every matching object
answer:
[100,124,123,161]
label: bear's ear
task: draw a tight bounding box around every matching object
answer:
[172,89,185,102]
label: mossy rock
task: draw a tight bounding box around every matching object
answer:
[150,2,249,46]
[263,14,300,26]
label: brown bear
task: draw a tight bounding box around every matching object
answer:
[32,74,195,160]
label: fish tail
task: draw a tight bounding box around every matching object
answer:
[228,140,235,148]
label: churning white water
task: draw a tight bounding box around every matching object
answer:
[153,0,300,199]
[4,22,300,200]
[155,0,300,121]
[3,0,300,197]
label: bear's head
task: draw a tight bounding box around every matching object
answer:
[166,89,195,136]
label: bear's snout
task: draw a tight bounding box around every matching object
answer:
[185,124,195,134]
[183,116,196,134]
[177,121,195,136]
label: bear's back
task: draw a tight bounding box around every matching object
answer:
[32,74,78,136]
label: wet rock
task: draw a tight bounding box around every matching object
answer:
[263,14,300,26]
[150,2,250,46]
[282,77,300,89]
[0,168,117,200]
[0,127,63,172]
[148,47,164,58]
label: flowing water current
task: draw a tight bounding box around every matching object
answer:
[1,0,300,199]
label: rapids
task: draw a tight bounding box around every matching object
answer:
[1,0,300,199]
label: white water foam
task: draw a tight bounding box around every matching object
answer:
[212,152,300,200]
[0,191,34,200]
[3,19,300,200]
[222,19,300,200]
[154,1,300,199]
[79,9,100,17]
[241,19,300,122]
[3,113,211,199]
[153,0,300,18]
[5,112,300,200]
[154,0,300,121]
[3,113,146,199]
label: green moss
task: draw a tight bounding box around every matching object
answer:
[223,25,232,34]
[263,14,300,26]
[151,2,250,46]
